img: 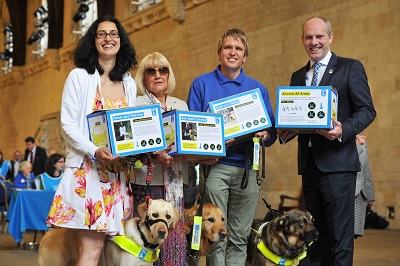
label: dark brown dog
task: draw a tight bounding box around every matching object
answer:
[246,209,319,266]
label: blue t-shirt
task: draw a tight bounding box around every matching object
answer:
[36,172,62,191]
[187,65,276,168]
[0,160,10,177]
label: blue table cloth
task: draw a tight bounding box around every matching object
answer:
[7,190,55,243]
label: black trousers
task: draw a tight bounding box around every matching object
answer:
[302,149,356,266]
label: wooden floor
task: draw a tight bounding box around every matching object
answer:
[0,229,399,265]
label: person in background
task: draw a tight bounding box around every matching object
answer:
[187,28,277,266]
[10,150,22,180]
[46,15,138,266]
[35,153,65,191]
[354,135,375,238]
[277,16,376,265]
[117,122,127,141]
[132,52,189,265]
[182,123,191,140]
[24,136,48,177]
[0,150,12,182]
[14,161,35,189]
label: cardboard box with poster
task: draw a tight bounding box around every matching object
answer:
[87,105,166,156]
[275,86,338,133]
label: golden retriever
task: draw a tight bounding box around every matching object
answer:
[184,203,227,264]
[38,199,178,266]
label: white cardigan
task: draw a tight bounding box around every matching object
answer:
[61,68,136,167]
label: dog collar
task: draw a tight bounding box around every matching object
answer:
[257,241,307,265]
[112,235,160,262]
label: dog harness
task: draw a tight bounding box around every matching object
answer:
[111,235,160,262]
[253,222,308,266]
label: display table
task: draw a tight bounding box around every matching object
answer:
[7,190,55,243]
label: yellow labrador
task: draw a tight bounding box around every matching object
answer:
[100,198,178,265]
[37,227,79,266]
[38,199,178,266]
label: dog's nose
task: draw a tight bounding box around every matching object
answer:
[158,228,167,238]
[219,231,227,239]
[314,231,319,239]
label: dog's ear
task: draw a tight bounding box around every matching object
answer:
[138,201,149,223]
[184,205,198,234]
[277,215,289,230]
[170,208,180,229]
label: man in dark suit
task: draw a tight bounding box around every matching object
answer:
[277,17,376,266]
[24,136,48,177]
[9,150,22,182]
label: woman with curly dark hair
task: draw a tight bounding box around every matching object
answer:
[46,15,138,266]
[73,15,137,80]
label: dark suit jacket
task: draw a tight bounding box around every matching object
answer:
[290,53,376,174]
[7,160,17,182]
[24,146,48,176]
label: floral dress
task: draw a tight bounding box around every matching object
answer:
[46,94,134,235]
[133,92,189,266]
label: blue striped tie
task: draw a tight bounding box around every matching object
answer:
[309,62,322,147]
[311,62,321,86]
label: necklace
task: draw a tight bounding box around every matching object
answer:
[146,90,168,112]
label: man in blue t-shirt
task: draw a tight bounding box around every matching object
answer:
[187,27,277,266]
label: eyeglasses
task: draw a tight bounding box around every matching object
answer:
[144,67,169,76]
[96,30,120,40]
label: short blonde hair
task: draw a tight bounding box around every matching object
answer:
[135,52,176,96]
[217,27,249,57]
[18,161,32,172]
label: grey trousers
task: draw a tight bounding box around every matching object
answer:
[204,163,258,266]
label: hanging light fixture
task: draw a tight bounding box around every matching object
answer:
[1,24,13,74]
[72,0,93,38]
[72,3,90,22]
[27,5,49,58]
[27,30,46,45]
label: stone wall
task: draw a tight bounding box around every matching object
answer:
[0,0,399,228]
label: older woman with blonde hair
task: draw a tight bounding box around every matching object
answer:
[14,161,35,189]
[132,52,189,265]
[135,52,183,111]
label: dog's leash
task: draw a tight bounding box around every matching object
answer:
[187,164,211,266]
[144,153,153,209]
[241,142,253,189]
[253,136,283,218]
